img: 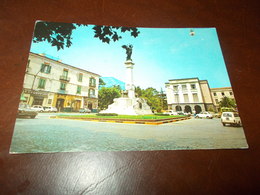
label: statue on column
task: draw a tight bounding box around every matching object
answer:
[122,44,133,61]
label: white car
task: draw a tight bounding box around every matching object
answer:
[44,106,58,112]
[164,110,178,115]
[195,112,213,119]
[31,105,44,112]
[221,112,242,126]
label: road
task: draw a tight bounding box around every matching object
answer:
[10,113,248,153]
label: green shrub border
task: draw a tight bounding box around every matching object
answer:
[96,113,118,116]
[154,113,170,116]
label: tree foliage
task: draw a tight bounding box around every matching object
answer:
[33,21,140,50]
[98,86,121,110]
[219,96,236,108]
[135,87,167,112]
[99,78,106,86]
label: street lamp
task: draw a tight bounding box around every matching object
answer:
[190,29,195,36]
[28,69,42,105]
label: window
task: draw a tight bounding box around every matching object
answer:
[173,85,178,91]
[191,84,196,89]
[193,93,199,102]
[40,63,51,73]
[221,92,225,96]
[89,77,96,87]
[60,69,70,81]
[78,73,83,82]
[183,94,189,103]
[77,86,81,94]
[89,89,95,97]
[38,78,46,89]
[230,92,233,95]
[63,69,68,77]
[48,99,52,104]
[174,94,179,102]
[182,85,187,90]
[60,82,66,90]
[215,99,219,103]
[223,113,232,117]
[213,92,217,96]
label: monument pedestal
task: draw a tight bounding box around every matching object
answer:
[100,59,153,115]
[100,97,153,115]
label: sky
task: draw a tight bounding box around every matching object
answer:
[30,23,231,91]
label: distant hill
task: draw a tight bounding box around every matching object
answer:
[100,77,125,90]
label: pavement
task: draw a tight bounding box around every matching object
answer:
[10,113,249,153]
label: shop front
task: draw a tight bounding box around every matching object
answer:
[23,88,49,106]
[84,97,98,112]
[54,94,83,112]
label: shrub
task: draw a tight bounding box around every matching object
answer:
[154,113,170,116]
[96,113,118,116]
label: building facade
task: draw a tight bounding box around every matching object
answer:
[211,87,234,111]
[165,78,215,114]
[23,52,100,112]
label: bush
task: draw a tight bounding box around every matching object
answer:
[154,113,170,116]
[96,113,118,116]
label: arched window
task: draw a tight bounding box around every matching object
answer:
[184,105,192,113]
[194,105,202,114]
[176,105,182,111]
[89,89,95,98]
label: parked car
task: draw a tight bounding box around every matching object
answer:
[31,105,44,112]
[163,110,178,115]
[213,113,221,118]
[44,106,58,112]
[79,108,91,113]
[221,112,242,126]
[184,112,192,116]
[17,103,38,119]
[195,112,213,119]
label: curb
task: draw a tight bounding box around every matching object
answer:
[51,116,191,125]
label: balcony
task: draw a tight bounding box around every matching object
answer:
[88,94,97,98]
[60,75,70,82]
[89,83,96,87]
[58,89,68,94]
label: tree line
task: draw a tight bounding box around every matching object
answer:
[98,82,167,112]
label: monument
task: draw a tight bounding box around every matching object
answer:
[100,45,153,115]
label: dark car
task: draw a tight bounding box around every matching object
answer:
[17,103,38,119]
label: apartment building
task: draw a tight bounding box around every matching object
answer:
[22,52,100,112]
[165,78,215,114]
[211,87,234,111]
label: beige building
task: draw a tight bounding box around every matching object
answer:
[165,78,215,114]
[23,52,100,112]
[211,87,234,111]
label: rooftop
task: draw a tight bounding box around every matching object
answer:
[30,52,101,77]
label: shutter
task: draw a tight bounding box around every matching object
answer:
[47,66,51,73]
[40,64,45,72]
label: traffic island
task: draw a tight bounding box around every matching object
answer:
[50,115,191,125]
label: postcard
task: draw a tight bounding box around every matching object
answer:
[10,21,248,153]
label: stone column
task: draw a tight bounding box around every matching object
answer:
[125,60,135,99]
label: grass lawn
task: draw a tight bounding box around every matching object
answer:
[57,114,185,120]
